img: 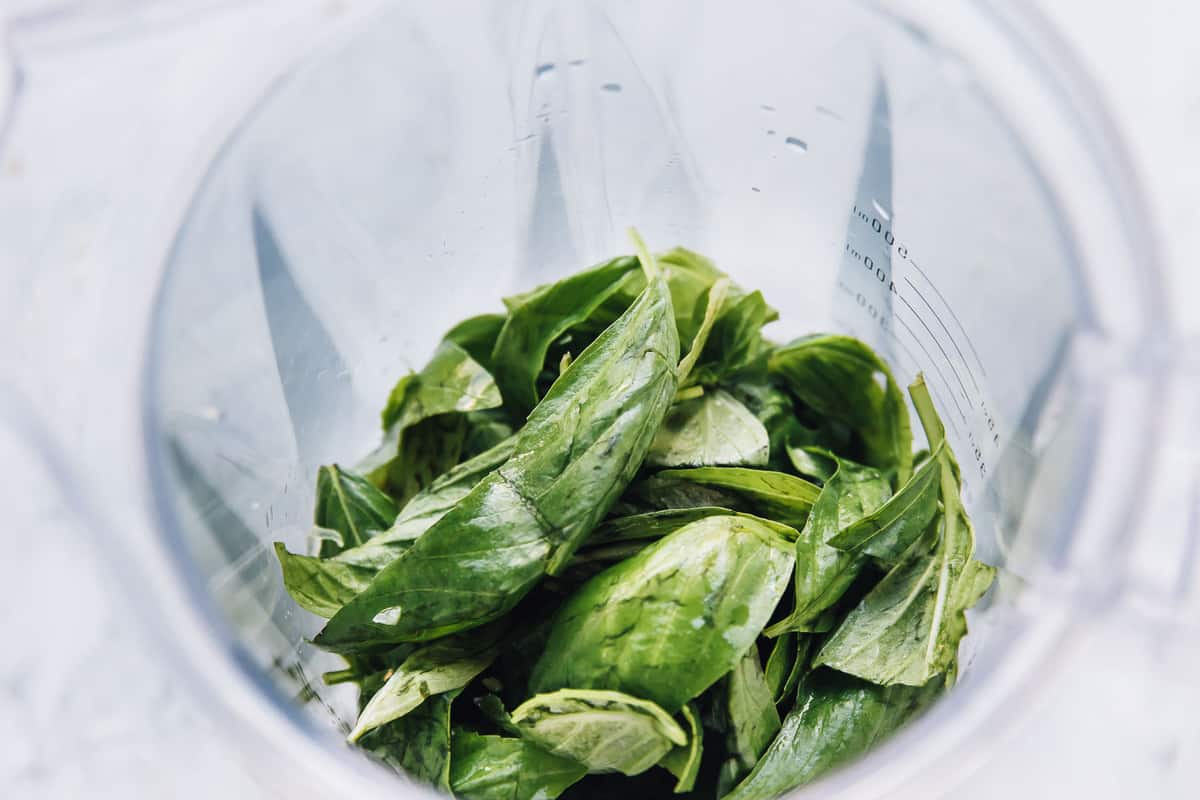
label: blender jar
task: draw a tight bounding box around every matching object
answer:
[1,0,1184,797]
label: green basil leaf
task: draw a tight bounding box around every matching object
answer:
[685,290,777,387]
[650,467,821,527]
[659,703,703,793]
[462,408,516,459]
[274,543,379,618]
[511,689,686,776]
[769,334,912,486]
[361,340,503,503]
[358,690,458,790]
[813,376,995,686]
[449,730,586,800]
[765,632,815,707]
[825,444,941,564]
[765,452,892,636]
[312,465,399,557]
[491,256,639,418]
[529,514,794,713]
[445,313,507,373]
[647,389,770,469]
[348,625,505,741]
[721,669,944,800]
[315,243,678,650]
[723,647,782,784]
[589,507,732,546]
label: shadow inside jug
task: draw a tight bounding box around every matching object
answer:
[144,1,1130,797]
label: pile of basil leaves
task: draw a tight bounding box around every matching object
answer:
[275,233,995,800]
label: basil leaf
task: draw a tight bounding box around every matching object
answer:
[685,289,777,387]
[450,730,586,800]
[763,632,813,706]
[462,408,515,459]
[813,376,996,686]
[723,647,782,785]
[825,444,941,564]
[315,239,678,650]
[312,465,399,557]
[358,690,458,790]
[491,255,639,418]
[273,543,378,618]
[511,689,687,776]
[348,625,505,741]
[445,313,507,373]
[659,703,703,793]
[766,452,892,636]
[589,507,732,546]
[529,514,794,713]
[361,340,503,502]
[646,389,770,469]
[721,669,944,800]
[650,467,821,527]
[769,334,912,486]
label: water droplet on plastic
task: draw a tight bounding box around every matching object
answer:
[535,62,555,77]
[751,187,761,193]
[816,105,843,121]
[600,82,622,93]
[766,129,776,136]
[784,137,808,152]
[568,59,586,67]
[760,103,776,112]
[872,199,891,221]
[199,405,224,422]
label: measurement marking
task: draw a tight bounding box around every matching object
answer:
[905,257,988,378]
[903,277,979,392]
[897,293,971,405]
[895,315,968,425]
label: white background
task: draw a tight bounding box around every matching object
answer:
[2,1,1198,798]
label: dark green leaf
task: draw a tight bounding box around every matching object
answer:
[813,376,995,686]
[348,624,505,741]
[765,452,892,636]
[651,467,821,527]
[312,465,399,557]
[315,244,678,650]
[769,334,912,485]
[359,690,458,790]
[686,290,777,387]
[647,389,769,468]
[491,256,639,418]
[529,514,794,713]
[511,689,687,775]
[589,507,732,546]
[722,647,781,785]
[721,669,944,800]
[659,703,703,793]
[450,730,586,800]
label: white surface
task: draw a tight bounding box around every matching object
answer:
[2,1,1198,798]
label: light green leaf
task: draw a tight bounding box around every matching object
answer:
[511,689,686,776]
[273,543,378,618]
[444,313,507,373]
[348,626,504,741]
[315,241,678,650]
[659,703,703,793]
[723,647,782,785]
[449,730,586,800]
[529,514,794,713]
[647,389,769,468]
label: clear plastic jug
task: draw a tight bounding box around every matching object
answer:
[1,0,1188,797]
